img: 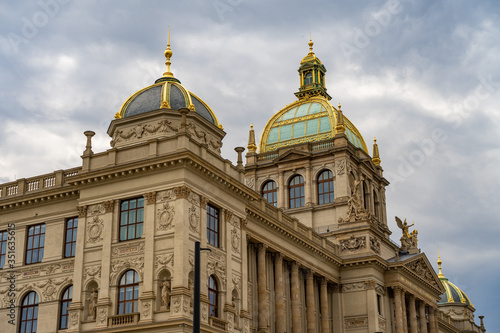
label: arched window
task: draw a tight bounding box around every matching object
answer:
[60,286,73,329]
[317,170,334,204]
[20,291,39,333]
[363,182,369,210]
[289,175,305,209]
[118,270,139,314]
[262,180,277,206]
[304,72,313,85]
[208,275,219,317]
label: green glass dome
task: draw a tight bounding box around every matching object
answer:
[259,97,368,153]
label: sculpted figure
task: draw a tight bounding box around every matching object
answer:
[161,277,171,309]
[87,288,98,319]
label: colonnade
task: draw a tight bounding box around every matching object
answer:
[253,243,333,333]
[393,286,439,333]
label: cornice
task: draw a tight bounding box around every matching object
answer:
[0,188,79,211]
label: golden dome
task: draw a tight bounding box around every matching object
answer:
[437,254,474,307]
[259,96,368,153]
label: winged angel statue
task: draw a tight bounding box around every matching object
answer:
[395,216,419,253]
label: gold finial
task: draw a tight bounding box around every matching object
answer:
[437,249,445,278]
[372,137,381,166]
[163,27,174,78]
[247,123,257,153]
[308,34,314,55]
[335,103,345,134]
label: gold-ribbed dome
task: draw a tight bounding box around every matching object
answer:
[259,97,367,153]
[437,254,474,307]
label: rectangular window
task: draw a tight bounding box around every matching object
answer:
[0,230,7,269]
[64,217,78,258]
[207,204,219,247]
[119,197,144,241]
[25,224,45,264]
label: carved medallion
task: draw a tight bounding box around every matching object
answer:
[157,202,175,231]
[87,216,104,244]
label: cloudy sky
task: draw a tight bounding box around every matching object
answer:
[1,0,498,327]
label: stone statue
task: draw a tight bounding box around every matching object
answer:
[339,178,371,223]
[161,277,171,309]
[87,288,98,319]
[395,216,418,253]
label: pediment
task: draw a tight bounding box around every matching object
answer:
[275,149,311,163]
[403,255,443,291]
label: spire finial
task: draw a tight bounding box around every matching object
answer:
[437,249,445,278]
[335,103,345,134]
[308,33,314,54]
[372,137,381,166]
[163,27,174,78]
[247,123,257,153]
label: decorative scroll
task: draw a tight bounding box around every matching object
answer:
[340,235,366,252]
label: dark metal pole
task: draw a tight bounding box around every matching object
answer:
[193,241,201,333]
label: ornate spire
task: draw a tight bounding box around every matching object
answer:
[437,249,445,278]
[163,27,174,78]
[335,103,345,133]
[308,33,314,55]
[372,137,381,166]
[247,124,257,153]
[156,27,180,84]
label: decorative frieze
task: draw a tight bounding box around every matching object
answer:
[110,256,144,280]
[36,277,69,301]
[342,282,366,293]
[370,236,381,254]
[340,235,366,252]
[155,253,174,269]
[174,185,191,199]
[405,258,439,288]
[112,243,144,257]
[83,265,101,280]
[110,119,179,146]
[157,189,175,202]
[344,316,368,329]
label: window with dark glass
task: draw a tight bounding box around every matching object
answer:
[208,275,219,317]
[317,170,334,205]
[25,224,45,264]
[118,270,139,314]
[119,198,144,241]
[59,286,73,329]
[0,230,7,269]
[289,175,305,209]
[262,181,277,206]
[373,190,380,219]
[363,182,369,210]
[20,291,38,333]
[64,218,78,258]
[207,204,219,247]
[305,72,313,85]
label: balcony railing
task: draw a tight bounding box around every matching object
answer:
[0,167,81,200]
[108,312,140,327]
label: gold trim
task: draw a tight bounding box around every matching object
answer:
[117,82,164,118]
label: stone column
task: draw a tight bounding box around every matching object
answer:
[291,262,301,333]
[278,171,285,208]
[419,301,428,333]
[401,290,408,333]
[257,244,268,332]
[306,270,316,333]
[408,294,418,333]
[274,253,285,333]
[393,287,404,333]
[305,166,312,206]
[320,278,330,333]
[139,192,156,323]
[428,307,436,333]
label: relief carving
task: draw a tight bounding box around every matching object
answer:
[201,303,208,322]
[188,202,200,233]
[246,177,255,189]
[405,258,438,287]
[157,202,175,231]
[340,235,366,252]
[88,204,105,216]
[142,300,152,318]
[110,119,179,146]
[36,277,69,301]
[232,274,241,292]
[83,265,101,280]
[155,253,174,268]
[187,122,207,144]
[87,216,104,244]
[231,226,241,253]
[171,296,181,313]
[207,257,226,289]
[342,282,366,292]
[157,189,175,202]
[200,196,209,207]
[336,159,346,175]
[112,243,144,257]
[110,256,144,280]
[370,236,381,254]
[97,307,107,326]
[70,311,79,327]
[41,264,61,275]
[338,178,372,223]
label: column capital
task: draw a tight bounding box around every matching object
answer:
[274,252,284,262]
[305,269,315,279]
[392,285,403,294]
[408,293,416,301]
[143,191,156,205]
[256,243,268,252]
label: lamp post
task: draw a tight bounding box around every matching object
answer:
[193,241,211,333]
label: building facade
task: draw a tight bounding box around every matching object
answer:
[0,38,486,333]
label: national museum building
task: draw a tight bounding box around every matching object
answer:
[0,38,487,333]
